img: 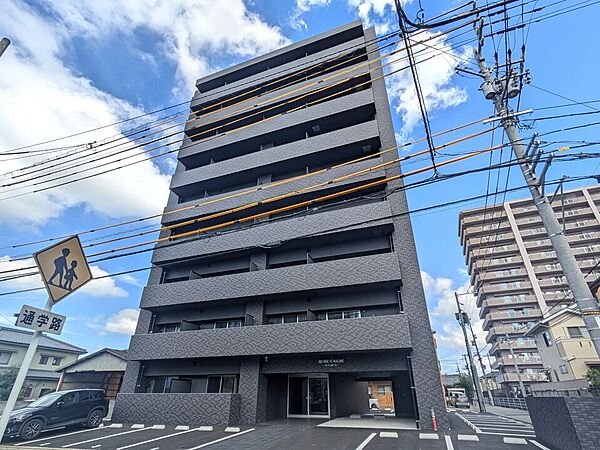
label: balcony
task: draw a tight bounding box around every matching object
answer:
[161,155,385,226]
[467,244,520,270]
[492,355,543,369]
[528,251,557,262]
[185,62,372,135]
[143,252,401,309]
[475,268,528,285]
[480,295,538,316]
[489,339,538,356]
[471,255,523,273]
[127,314,411,360]
[171,120,381,198]
[153,201,392,263]
[464,233,515,252]
[486,325,536,343]
[462,221,511,240]
[538,277,568,289]
[178,89,375,165]
[482,308,542,331]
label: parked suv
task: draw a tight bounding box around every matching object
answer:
[4,389,108,441]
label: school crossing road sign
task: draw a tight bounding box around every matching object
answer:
[33,235,93,304]
[16,304,66,335]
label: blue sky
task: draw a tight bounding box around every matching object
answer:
[0,0,599,372]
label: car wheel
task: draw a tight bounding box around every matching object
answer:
[20,418,44,440]
[86,409,104,428]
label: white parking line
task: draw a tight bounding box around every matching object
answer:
[379,432,398,438]
[354,432,376,450]
[503,437,528,445]
[419,433,439,440]
[444,435,455,450]
[116,426,204,450]
[63,426,151,447]
[14,425,108,446]
[457,435,480,441]
[184,428,255,449]
[529,440,551,450]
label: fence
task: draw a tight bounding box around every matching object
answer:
[492,397,528,410]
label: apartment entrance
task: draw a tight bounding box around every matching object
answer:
[287,375,330,418]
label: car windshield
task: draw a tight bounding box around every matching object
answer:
[26,392,62,408]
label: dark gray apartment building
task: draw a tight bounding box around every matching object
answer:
[113,21,446,429]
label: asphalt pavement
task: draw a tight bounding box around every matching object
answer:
[0,410,550,450]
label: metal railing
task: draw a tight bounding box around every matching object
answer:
[492,397,528,410]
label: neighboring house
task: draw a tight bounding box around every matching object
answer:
[0,326,86,400]
[441,373,461,387]
[57,348,126,399]
[525,306,600,383]
[368,381,394,410]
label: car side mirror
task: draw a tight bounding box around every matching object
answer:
[55,401,64,407]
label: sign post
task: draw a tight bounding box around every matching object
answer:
[0,236,92,441]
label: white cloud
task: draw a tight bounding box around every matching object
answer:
[0,0,290,227]
[290,0,332,30]
[80,266,128,298]
[386,30,471,139]
[102,308,139,335]
[0,256,127,298]
[347,0,406,34]
[421,270,485,358]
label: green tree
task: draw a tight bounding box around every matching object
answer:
[0,366,19,401]
[586,368,600,387]
[453,373,475,402]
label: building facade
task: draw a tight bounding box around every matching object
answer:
[459,185,600,394]
[114,21,446,428]
[0,327,86,400]
[526,306,599,384]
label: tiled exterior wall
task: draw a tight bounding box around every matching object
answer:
[527,396,600,450]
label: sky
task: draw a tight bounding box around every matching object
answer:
[0,0,599,373]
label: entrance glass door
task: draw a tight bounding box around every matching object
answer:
[309,378,329,415]
[288,376,329,417]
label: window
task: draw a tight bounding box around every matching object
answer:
[326,310,361,320]
[214,320,242,329]
[268,314,307,324]
[0,351,12,365]
[52,357,63,366]
[39,355,49,365]
[567,326,590,339]
[545,263,560,270]
[206,376,238,393]
[573,221,587,228]
[377,386,385,395]
[578,233,593,240]
[559,365,569,374]
[532,227,545,234]
[542,331,553,347]
[61,392,77,406]
[565,209,580,216]
[156,324,181,333]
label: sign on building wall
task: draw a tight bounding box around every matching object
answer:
[15,305,66,335]
[33,235,93,304]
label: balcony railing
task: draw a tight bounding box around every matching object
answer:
[128,314,412,360]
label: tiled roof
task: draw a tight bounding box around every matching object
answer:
[0,367,61,380]
[58,347,127,371]
[0,326,86,354]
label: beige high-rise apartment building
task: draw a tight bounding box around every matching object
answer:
[459,185,600,394]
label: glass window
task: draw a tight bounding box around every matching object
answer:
[52,357,63,366]
[283,315,298,324]
[567,327,589,339]
[542,331,553,347]
[267,317,283,325]
[78,391,91,401]
[377,386,385,395]
[215,322,228,329]
[207,376,221,393]
[0,352,11,365]
[39,355,49,365]
[327,312,342,320]
[228,320,242,328]
[343,311,361,319]
[221,376,237,394]
[61,392,77,406]
[559,365,569,374]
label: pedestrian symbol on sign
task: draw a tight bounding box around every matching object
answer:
[34,236,92,304]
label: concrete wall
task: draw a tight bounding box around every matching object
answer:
[527,396,600,450]
[0,344,80,372]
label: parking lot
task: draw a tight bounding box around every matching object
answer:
[0,412,549,450]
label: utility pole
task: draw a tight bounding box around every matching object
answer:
[467,317,495,406]
[504,333,526,397]
[455,292,486,412]
[0,38,10,59]
[473,7,600,358]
